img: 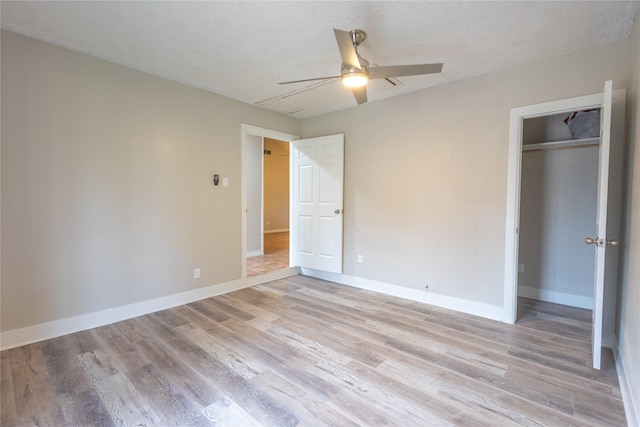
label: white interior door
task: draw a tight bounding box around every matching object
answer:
[292,134,344,273]
[589,80,614,370]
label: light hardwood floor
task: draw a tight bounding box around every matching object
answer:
[1,276,626,426]
[247,232,289,277]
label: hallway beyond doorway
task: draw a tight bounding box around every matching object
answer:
[247,231,289,277]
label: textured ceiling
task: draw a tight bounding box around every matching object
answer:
[2,1,639,119]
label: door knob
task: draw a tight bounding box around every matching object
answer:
[585,237,619,247]
[334,209,342,214]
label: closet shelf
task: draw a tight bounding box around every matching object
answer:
[522,137,599,152]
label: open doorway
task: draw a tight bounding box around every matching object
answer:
[515,111,601,348]
[504,83,625,369]
[517,111,600,313]
[247,138,291,277]
[240,124,298,279]
[241,125,344,279]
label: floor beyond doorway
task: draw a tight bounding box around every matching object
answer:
[247,231,289,277]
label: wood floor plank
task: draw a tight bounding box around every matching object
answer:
[202,396,263,427]
[202,297,256,322]
[125,363,203,425]
[93,323,153,374]
[311,357,456,427]
[250,369,360,427]
[187,299,232,323]
[1,275,628,426]
[78,350,160,426]
[1,350,18,426]
[7,343,69,426]
[198,319,340,402]
[251,320,353,367]
[128,327,223,410]
[273,307,392,368]
[136,314,299,427]
[13,376,67,426]
[68,388,116,427]
[0,380,18,426]
[506,364,625,425]
[41,337,93,398]
[181,324,265,381]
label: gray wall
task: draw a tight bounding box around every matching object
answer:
[0,30,299,331]
[246,135,263,255]
[300,39,630,308]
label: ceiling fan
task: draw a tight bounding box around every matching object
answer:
[279,29,443,105]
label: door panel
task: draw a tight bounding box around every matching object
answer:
[590,80,625,370]
[292,134,344,273]
[589,81,612,370]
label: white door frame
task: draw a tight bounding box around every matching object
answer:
[240,124,299,279]
[503,92,604,323]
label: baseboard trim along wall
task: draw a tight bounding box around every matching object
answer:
[518,285,593,309]
[613,340,638,427]
[0,267,300,351]
[264,228,289,234]
[301,269,504,321]
[247,250,264,258]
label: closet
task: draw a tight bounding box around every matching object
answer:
[518,111,601,309]
[507,82,626,368]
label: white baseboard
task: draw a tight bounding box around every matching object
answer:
[518,285,593,309]
[264,228,289,234]
[300,269,503,321]
[247,250,264,258]
[613,339,638,427]
[0,267,299,351]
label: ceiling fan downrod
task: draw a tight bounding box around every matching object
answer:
[350,29,367,49]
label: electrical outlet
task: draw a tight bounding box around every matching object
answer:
[518,263,525,273]
[357,254,363,264]
[194,268,201,279]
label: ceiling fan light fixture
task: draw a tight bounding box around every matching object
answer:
[341,70,369,88]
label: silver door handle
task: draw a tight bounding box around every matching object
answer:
[335,209,342,214]
[585,237,619,247]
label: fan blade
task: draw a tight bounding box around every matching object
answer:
[334,29,361,70]
[369,63,443,79]
[351,86,367,105]
[279,75,340,85]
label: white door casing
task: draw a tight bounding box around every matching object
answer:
[292,134,344,273]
